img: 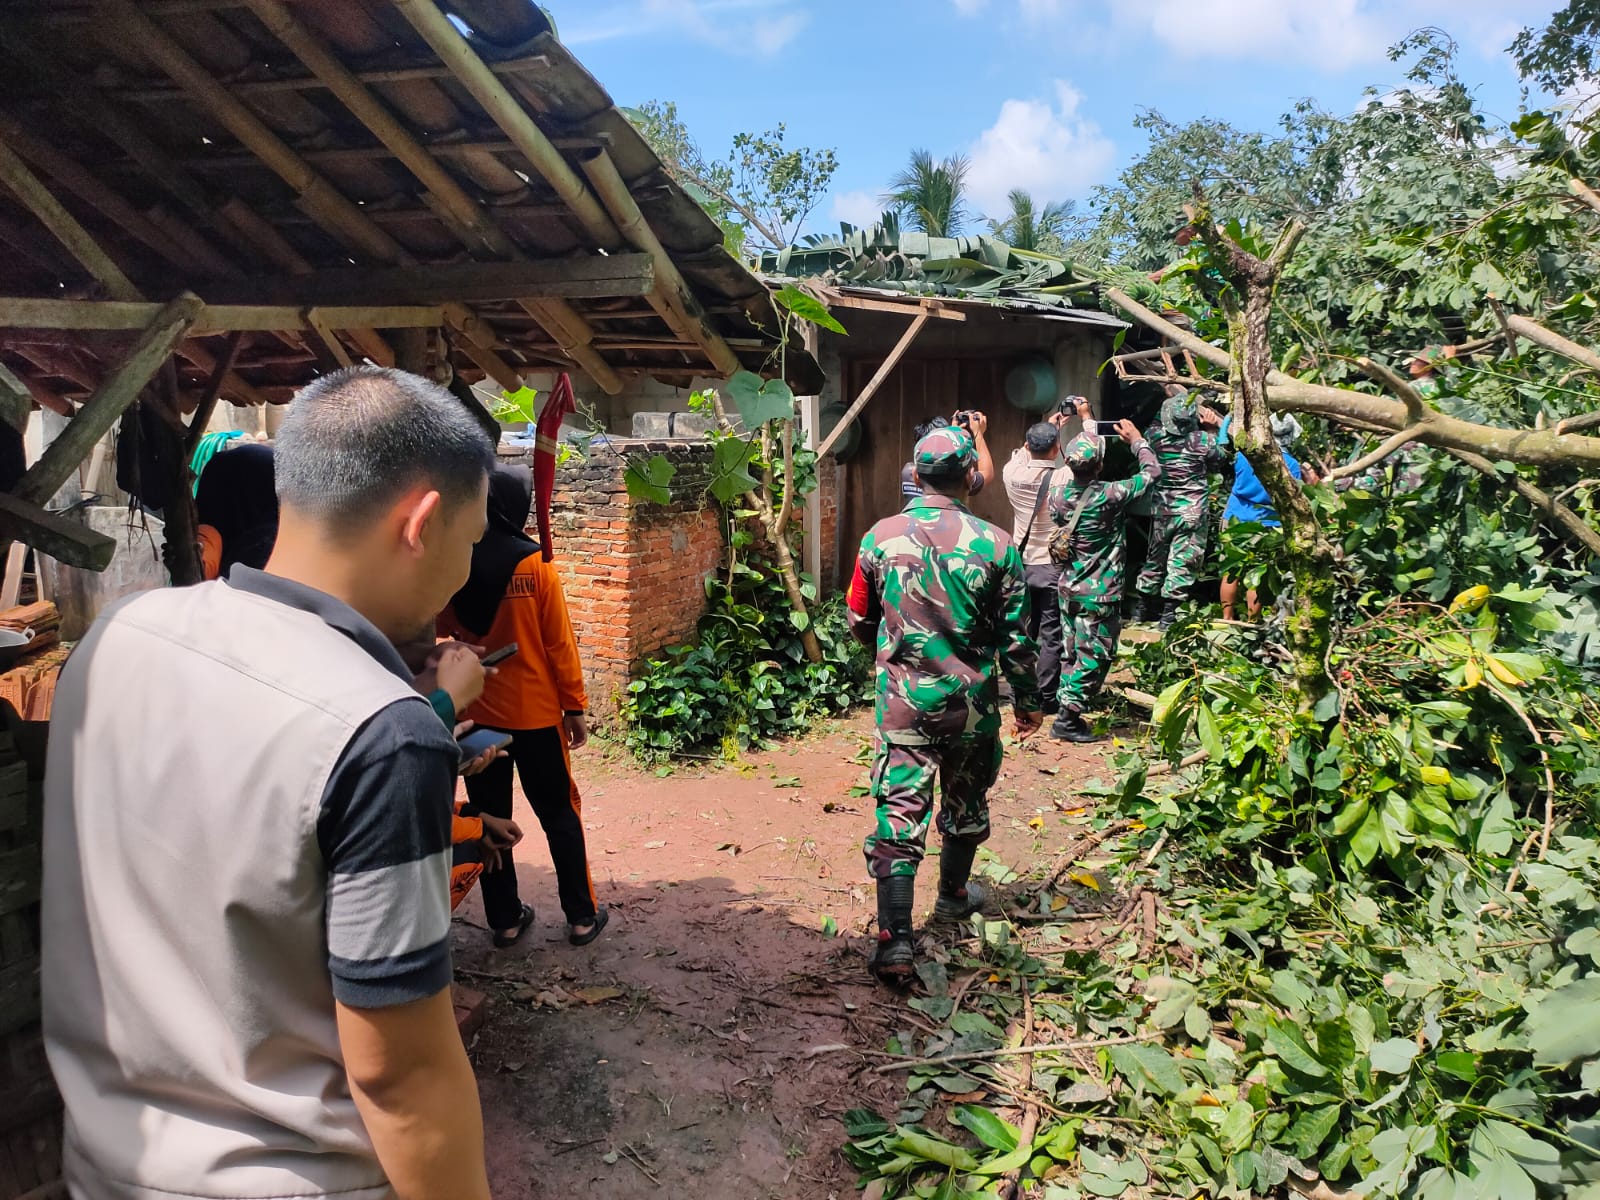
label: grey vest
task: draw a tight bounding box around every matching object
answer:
[43,582,416,1199]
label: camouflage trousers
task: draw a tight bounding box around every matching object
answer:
[1135,494,1209,600]
[1058,600,1120,714]
[864,736,1003,879]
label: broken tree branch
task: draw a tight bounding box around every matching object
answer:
[1326,424,1427,481]
[1503,312,1600,376]
[1444,446,1600,558]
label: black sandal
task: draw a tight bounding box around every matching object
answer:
[492,903,535,948]
[567,905,609,946]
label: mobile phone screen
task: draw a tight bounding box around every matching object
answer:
[481,642,519,667]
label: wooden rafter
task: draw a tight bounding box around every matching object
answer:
[197,256,656,308]
[0,490,115,571]
[0,298,443,333]
[0,131,139,300]
[110,55,559,100]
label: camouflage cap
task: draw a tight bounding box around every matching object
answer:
[912,426,977,477]
[1063,432,1104,471]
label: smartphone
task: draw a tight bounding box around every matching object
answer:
[480,642,519,667]
[457,727,512,764]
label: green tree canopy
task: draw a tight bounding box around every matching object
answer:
[881,149,972,238]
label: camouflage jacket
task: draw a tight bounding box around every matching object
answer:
[1335,441,1428,497]
[1050,442,1161,608]
[847,494,1039,743]
[1147,424,1228,501]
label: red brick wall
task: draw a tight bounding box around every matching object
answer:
[815,458,841,595]
[517,442,723,714]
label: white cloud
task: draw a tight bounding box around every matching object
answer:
[966,80,1116,218]
[829,189,885,230]
[950,0,988,13]
[564,0,808,55]
[1061,0,1558,72]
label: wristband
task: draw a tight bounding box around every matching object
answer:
[563,709,585,717]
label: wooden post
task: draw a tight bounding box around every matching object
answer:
[16,294,204,507]
[816,311,931,458]
[0,132,139,300]
[580,150,742,378]
[0,542,26,608]
[0,362,31,435]
[185,331,244,455]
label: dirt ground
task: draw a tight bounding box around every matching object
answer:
[450,709,1127,1199]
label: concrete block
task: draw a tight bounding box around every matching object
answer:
[669,411,715,438]
[629,412,672,438]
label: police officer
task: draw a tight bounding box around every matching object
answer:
[847,426,1042,984]
[1050,420,1161,743]
[1133,386,1227,629]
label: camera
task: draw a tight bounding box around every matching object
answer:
[1052,393,1088,418]
[951,410,973,430]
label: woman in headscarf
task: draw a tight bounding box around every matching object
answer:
[437,464,606,948]
[194,441,279,581]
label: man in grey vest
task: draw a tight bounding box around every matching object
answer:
[43,366,497,1199]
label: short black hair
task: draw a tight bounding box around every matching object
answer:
[913,415,951,442]
[275,365,496,533]
[1025,422,1060,453]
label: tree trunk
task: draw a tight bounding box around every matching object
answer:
[1196,206,1338,713]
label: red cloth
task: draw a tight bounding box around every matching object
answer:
[847,557,872,617]
[534,373,576,562]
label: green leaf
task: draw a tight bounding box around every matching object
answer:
[1525,976,1600,1066]
[1106,1042,1187,1095]
[1147,976,1199,1029]
[707,436,759,503]
[1349,808,1384,866]
[1195,701,1225,761]
[623,454,676,505]
[1369,1037,1420,1074]
[951,1104,1020,1152]
[843,1108,889,1138]
[772,285,847,334]
[726,369,795,427]
[1285,1105,1342,1159]
[1264,1018,1330,1078]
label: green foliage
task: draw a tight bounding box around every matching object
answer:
[771,284,847,334]
[725,369,796,428]
[882,149,972,238]
[622,454,675,506]
[619,566,870,761]
[489,384,539,425]
[1511,0,1600,97]
[985,189,1080,255]
[623,100,837,254]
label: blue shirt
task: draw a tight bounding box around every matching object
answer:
[1220,420,1302,526]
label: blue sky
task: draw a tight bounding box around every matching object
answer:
[555,0,1566,238]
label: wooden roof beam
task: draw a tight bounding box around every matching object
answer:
[393,0,622,250]
[0,132,139,301]
[580,150,741,378]
[0,298,444,333]
[109,55,556,100]
[172,138,606,172]
[0,490,116,571]
[244,0,619,393]
[196,255,655,307]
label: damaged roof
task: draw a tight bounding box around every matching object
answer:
[0,0,820,417]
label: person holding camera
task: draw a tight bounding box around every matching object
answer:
[1049,419,1161,742]
[900,410,994,501]
[1002,403,1078,710]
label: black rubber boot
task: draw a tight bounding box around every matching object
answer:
[934,839,987,922]
[1159,599,1181,631]
[869,876,916,985]
[1138,593,1163,624]
[1052,711,1102,743]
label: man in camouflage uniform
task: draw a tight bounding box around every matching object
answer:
[1050,421,1161,742]
[1134,387,1228,629]
[847,426,1042,984]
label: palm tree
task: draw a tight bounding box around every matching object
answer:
[881,150,971,237]
[986,189,1076,253]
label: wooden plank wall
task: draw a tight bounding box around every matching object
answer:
[837,354,1029,577]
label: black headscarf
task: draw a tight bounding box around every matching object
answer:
[195,442,279,575]
[450,463,539,637]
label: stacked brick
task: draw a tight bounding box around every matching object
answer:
[506,441,725,714]
[0,605,67,722]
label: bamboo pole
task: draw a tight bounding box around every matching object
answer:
[817,312,931,457]
[17,294,204,507]
[0,132,139,300]
[185,331,243,453]
[580,149,742,378]
[391,0,621,249]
